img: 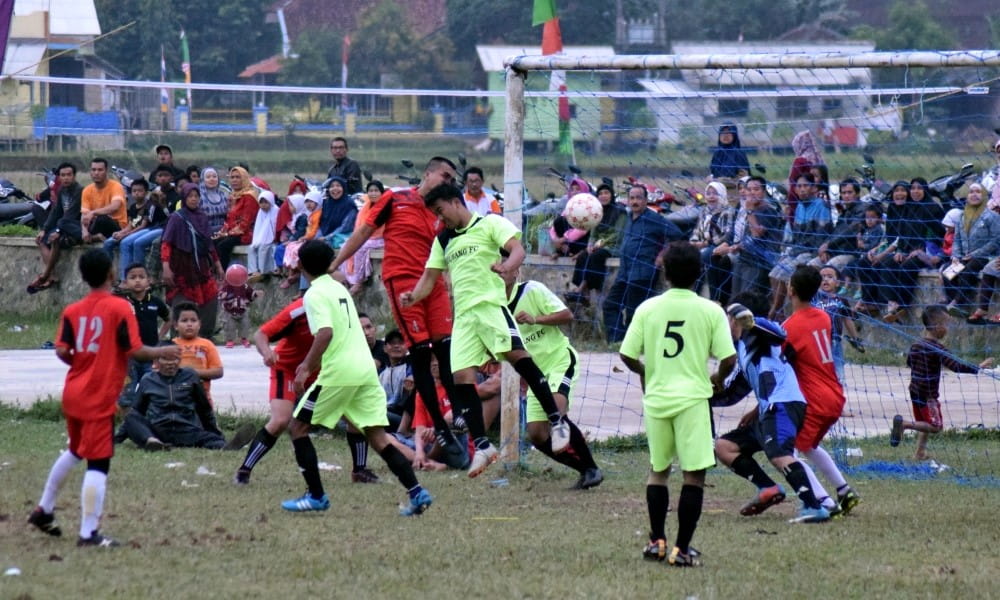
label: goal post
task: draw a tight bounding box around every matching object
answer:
[498,50,1000,471]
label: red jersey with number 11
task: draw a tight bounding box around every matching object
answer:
[783,307,845,417]
[56,290,143,420]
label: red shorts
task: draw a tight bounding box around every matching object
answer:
[912,399,943,429]
[269,368,315,402]
[384,275,453,347]
[66,416,114,460]
[794,409,839,452]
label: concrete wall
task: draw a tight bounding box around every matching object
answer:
[3,237,996,353]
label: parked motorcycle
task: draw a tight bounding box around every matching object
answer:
[0,170,53,228]
[926,162,977,209]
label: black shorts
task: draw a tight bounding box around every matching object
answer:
[720,401,805,460]
[43,219,83,248]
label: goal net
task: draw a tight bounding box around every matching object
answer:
[499,50,1000,483]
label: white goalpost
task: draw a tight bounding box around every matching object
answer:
[497,50,1000,469]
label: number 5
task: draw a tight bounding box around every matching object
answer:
[662,320,685,358]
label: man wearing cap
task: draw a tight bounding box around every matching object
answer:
[149,144,185,183]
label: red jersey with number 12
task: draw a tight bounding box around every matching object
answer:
[783,307,845,417]
[365,187,442,280]
[56,290,143,419]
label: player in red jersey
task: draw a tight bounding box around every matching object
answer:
[330,156,468,469]
[783,265,860,516]
[28,249,180,547]
[233,296,314,484]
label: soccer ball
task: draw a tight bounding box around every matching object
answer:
[225,264,248,287]
[564,193,603,231]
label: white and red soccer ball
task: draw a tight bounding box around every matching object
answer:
[225,264,248,287]
[564,193,603,231]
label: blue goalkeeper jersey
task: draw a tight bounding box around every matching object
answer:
[735,317,806,414]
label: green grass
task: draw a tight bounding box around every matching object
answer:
[0,310,61,349]
[1,411,997,599]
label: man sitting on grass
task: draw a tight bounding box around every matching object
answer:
[123,341,254,451]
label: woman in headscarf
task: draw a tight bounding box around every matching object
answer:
[877,181,929,322]
[247,190,279,282]
[279,190,322,289]
[948,183,1000,321]
[161,183,224,338]
[690,181,733,301]
[198,167,230,234]
[338,180,386,295]
[709,123,750,179]
[318,175,357,247]
[786,130,825,222]
[564,183,627,306]
[213,166,259,268]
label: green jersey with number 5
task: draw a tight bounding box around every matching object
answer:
[303,274,380,387]
[620,288,736,418]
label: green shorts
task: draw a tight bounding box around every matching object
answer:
[450,303,524,372]
[525,348,578,423]
[645,400,714,473]
[293,381,389,431]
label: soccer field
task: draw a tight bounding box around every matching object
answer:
[1,415,998,599]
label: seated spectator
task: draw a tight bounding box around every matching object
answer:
[152,166,182,212]
[690,181,732,298]
[882,180,945,323]
[709,176,751,306]
[318,175,357,247]
[198,167,230,234]
[949,183,1000,320]
[549,210,589,259]
[565,183,627,307]
[148,144,185,183]
[709,122,750,179]
[768,173,832,319]
[463,166,501,216]
[185,165,201,186]
[785,130,825,222]
[123,342,253,450]
[81,158,127,244]
[213,166,259,269]
[401,357,471,471]
[359,312,389,373]
[379,329,413,432]
[339,180,386,295]
[852,205,891,314]
[279,191,321,289]
[247,190,278,282]
[732,176,783,298]
[812,179,867,275]
[29,162,83,294]
[104,181,168,283]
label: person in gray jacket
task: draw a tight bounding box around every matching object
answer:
[124,342,252,450]
[946,183,1000,317]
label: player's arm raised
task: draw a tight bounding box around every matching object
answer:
[329,222,375,273]
[491,236,525,277]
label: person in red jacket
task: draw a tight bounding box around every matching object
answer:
[213,166,259,268]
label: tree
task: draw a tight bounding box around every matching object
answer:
[851,0,954,51]
[93,0,280,84]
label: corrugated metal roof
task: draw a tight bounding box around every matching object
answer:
[476,45,615,72]
[15,0,101,36]
[1,41,46,76]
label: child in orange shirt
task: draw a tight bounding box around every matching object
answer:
[172,302,224,403]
